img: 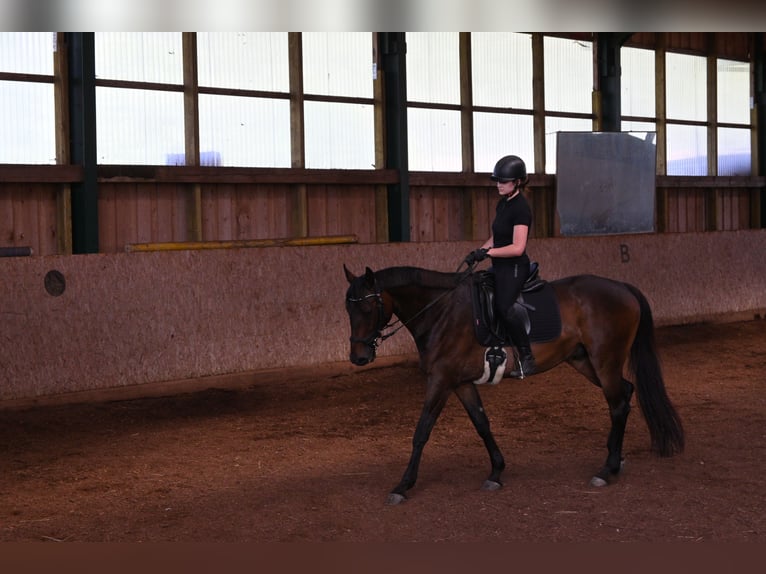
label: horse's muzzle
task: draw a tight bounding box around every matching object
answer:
[349,343,376,366]
[350,353,373,366]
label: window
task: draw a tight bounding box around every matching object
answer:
[408,108,462,171]
[544,36,593,114]
[471,33,534,173]
[198,95,290,167]
[406,32,461,171]
[304,100,375,169]
[621,47,655,121]
[545,117,592,174]
[544,36,594,174]
[717,58,751,176]
[0,32,56,164]
[97,88,185,165]
[197,32,288,92]
[665,52,707,175]
[473,112,534,174]
[302,32,375,169]
[95,32,185,165]
[406,32,460,105]
[197,32,291,167]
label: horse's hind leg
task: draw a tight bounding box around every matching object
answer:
[591,377,634,486]
[568,354,634,486]
[453,383,505,490]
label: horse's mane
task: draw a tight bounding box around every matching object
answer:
[375,266,463,291]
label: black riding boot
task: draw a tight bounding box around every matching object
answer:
[505,307,536,379]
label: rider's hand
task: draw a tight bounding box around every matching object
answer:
[464,248,489,266]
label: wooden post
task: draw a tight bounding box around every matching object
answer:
[183,33,202,242]
[289,33,308,238]
[459,32,476,240]
[706,34,720,231]
[53,32,73,255]
[655,33,668,232]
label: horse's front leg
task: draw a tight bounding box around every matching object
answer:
[453,383,505,490]
[387,382,450,505]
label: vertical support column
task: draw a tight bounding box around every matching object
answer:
[68,32,99,254]
[531,34,554,237]
[459,32,476,240]
[183,32,202,242]
[596,33,631,133]
[655,33,668,232]
[372,33,389,242]
[288,32,308,238]
[53,32,72,254]
[531,33,545,177]
[754,33,766,228]
[705,33,720,231]
[380,32,410,242]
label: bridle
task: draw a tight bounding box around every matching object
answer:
[346,266,475,352]
[346,290,389,352]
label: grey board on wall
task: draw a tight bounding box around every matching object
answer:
[556,131,657,236]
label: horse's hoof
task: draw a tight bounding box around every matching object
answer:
[590,476,608,487]
[481,480,503,491]
[386,492,407,505]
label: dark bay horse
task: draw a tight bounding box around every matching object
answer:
[343,264,685,505]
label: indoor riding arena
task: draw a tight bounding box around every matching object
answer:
[2,31,766,543]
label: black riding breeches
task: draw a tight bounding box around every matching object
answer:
[492,259,530,323]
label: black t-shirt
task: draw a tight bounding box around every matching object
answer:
[491,192,532,259]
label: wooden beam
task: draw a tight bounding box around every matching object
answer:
[53,33,73,254]
[182,32,202,242]
[288,32,308,238]
[706,34,720,230]
[97,165,399,185]
[532,34,546,176]
[655,34,668,232]
[459,32,476,240]
[372,33,389,242]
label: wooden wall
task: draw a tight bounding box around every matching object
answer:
[0,183,60,256]
[2,173,762,255]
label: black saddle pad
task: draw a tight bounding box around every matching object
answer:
[524,282,562,343]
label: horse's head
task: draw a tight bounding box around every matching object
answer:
[343,264,391,366]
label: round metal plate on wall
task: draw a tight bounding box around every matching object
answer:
[44,270,66,297]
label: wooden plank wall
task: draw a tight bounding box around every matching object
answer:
[200,183,292,242]
[3,179,761,254]
[409,185,470,242]
[98,182,189,253]
[307,184,379,243]
[0,183,59,255]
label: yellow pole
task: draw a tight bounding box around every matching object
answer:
[125,235,358,253]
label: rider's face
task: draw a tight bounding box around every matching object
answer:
[496,180,517,196]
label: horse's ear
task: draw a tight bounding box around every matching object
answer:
[343,264,356,284]
[364,267,376,286]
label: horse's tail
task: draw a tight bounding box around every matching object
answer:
[624,282,685,457]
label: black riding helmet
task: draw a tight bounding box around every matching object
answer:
[491,155,527,183]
